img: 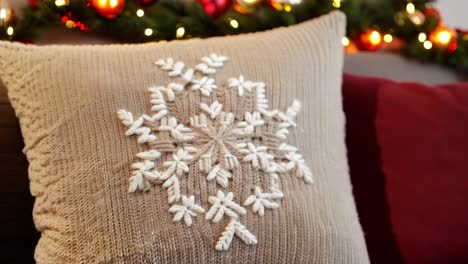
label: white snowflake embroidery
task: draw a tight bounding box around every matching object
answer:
[228,75,256,97]
[191,77,216,96]
[169,195,205,226]
[237,143,274,170]
[205,190,247,223]
[244,187,284,216]
[215,219,257,251]
[162,148,192,178]
[118,54,314,251]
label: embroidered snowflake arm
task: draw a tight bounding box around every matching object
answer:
[159,116,195,142]
[117,110,156,144]
[255,82,278,117]
[200,101,223,119]
[206,164,232,188]
[155,58,194,82]
[237,143,274,171]
[205,191,246,223]
[275,100,301,139]
[196,54,228,75]
[147,86,169,120]
[163,175,181,203]
[162,148,193,178]
[128,160,160,193]
[191,77,217,97]
[215,219,236,251]
[232,220,257,246]
[228,75,257,97]
[244,186,283,216]
[278,143,314,184]
[218,112,234,128]
[136,150,161,160]
[215,219,257,251]
[169,195,205,226]
[156,55,228,97]
[233,112,265,137]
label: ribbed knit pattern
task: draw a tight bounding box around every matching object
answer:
[0,11,369,264]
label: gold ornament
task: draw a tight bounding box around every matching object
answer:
[0,0,14,26]
[233,0,260,15]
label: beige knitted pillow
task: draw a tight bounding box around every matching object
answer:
[0,11,369,264]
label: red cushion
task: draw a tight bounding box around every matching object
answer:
[343,73,468,264]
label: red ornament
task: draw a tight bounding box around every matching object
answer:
[91,0,125,19]
[198,0,230,17]
[355,30,383,52]
[28,0,38,8]
[447,41,458,54]
[456,28,468,35]
[136,0,157,5]
[423,7,441,21]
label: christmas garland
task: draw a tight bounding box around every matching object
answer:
[0,0,467,73]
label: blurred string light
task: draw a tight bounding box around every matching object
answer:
[0,2,13,26]
[406,2,415,14]
[136,9,144,17]
[229,18,239,29]
[433,29,452,45]
[6,26,13,36]
[332,0,341,8]
[144,28,153,36]
[423,40,432,50]
[418,32,427,42]
[341,36,350,47]
[369,30,381,46]
[176,26,185,38]
[55,0,69,7]
[383,34,393,43]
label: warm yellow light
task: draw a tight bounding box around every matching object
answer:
[423,40,432,50]
[65,20,75,28]
[0,9,6,20]
[176,27,185,38]
[6,26,13,36]
[332,0,341,8]
[229,19,239,29]
[406,3,415,14]
[418,32,427,42]
[144,28,153,36]
[136,9,144,17]
[435,30,452,45]
[383,34,393,43]
[110,0,119,8]
[284,5,292,12]
[55,0,69,7]
[243,0,257,4]
[369,30,382,45]
[271,2,283,11]
[341,36,350,47]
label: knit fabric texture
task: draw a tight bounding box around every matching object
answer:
[0,11,369,264]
